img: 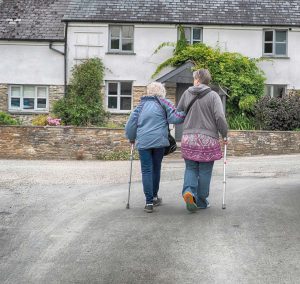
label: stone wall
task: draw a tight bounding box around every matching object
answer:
[0,127,299,160]
[227,130,300,156]
[0,126,128,160]
[0,84,8,112]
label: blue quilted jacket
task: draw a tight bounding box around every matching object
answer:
[125,96,186,150]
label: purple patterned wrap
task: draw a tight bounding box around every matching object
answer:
[181,133,222,162]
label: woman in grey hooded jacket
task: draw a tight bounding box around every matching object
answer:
[177,69,228,212]
[125,82,185,213]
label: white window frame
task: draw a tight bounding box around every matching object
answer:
[265,84,287,98]
[106,81,133,113]
[263,29,288,57]
[178,26,203,45]
[74,32,103,65]
[108,25,134,53]
[8,85,49,112]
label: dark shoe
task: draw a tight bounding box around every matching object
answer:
[153,197,162,207]
[183,192,197,212]
[144,204,153,213]
[197,199,211,209]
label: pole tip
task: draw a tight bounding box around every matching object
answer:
[222,204,226,209]
[126,204,130,209]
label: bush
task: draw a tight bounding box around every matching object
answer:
[53,58,108,126]
[228,113,256,130]
[97,150,139,161]
[0,112,20,125]
[32,115,62,126]
[253,95,300,131]
[153,42,266,116]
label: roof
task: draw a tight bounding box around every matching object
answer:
[0,0,69,41]
[63,0,300,27]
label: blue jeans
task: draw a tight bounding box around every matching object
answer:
[138,148,164,204]
[182,159,214,208]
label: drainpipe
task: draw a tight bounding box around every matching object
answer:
[64,22,68,97]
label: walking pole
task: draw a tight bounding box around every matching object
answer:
[126,143,135,209]
[222,139,227,209]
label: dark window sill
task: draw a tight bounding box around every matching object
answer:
[106,51,136,55]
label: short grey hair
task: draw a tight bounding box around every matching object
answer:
[193,69,212,85]
[146,82,166,98]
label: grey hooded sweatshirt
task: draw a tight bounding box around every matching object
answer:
[177,85,228,139]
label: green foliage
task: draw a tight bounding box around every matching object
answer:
[238,95,257,112]
[53,58,108,126]
[253,95,300,131]
[0,112,20,125]
[228,113,256,130]
[153,42,266,116]
[97,149,139,161]
[32,115,48,126]
[174,25,188,55]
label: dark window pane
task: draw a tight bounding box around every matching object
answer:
[122,39,133,51]
[276,31,286,42]
[193,28,201,40]
[273,86,285,98]
[111,39,120,50]
[275,43,286,55]
[110,26,120,37]
[11,98,20,107]
[265,85,272,96]
[37,98,47,109]
[264,43,273,54]
[108,97,117,109]
[108,83,118,95]
[23,98,34,109]
[122,26,133,38]
[121,97,131,110]
[264,31,273,41]
[121,82,132,96]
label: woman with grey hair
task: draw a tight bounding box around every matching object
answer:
[177,69,228,212]
[125,82,185,213]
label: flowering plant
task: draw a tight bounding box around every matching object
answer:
[47,117,61,126]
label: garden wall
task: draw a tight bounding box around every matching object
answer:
[0,126,299,160]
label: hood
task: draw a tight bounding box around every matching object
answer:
[188,84,210,96]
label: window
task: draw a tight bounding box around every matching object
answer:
[178,27,202,44]
[74,32,102,64]
[265,85,286,98]
[109,25,134,52]
[263,30,287,56]
[9,85,48,112]
[106,82,132,112]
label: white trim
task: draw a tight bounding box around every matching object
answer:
[8,85,49,112]
[106,81,133,113]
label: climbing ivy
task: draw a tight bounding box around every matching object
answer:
[153,41,266,117]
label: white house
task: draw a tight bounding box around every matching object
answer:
[1,0,300,132]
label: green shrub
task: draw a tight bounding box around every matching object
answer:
[97,150,139,161]
[53,58,108,126]
[32,115,48,126]
[0,112,20,125]
[253,95,300,131]
[153,42,266,116]
[228,113,256,130]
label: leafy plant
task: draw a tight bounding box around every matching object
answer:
[32,115,48,126]
[53,58,108,126]
[152,40,266,118]
[0,112,20,125]
[97,150,139,161]
[253,95,300,131]
[228,113,256,130]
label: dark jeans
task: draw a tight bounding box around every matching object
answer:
[138,148,164,204]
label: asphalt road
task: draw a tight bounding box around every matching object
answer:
[0,155,300,284]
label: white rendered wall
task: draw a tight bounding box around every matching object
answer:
[67,23,300,89]
[0,41,64,85]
